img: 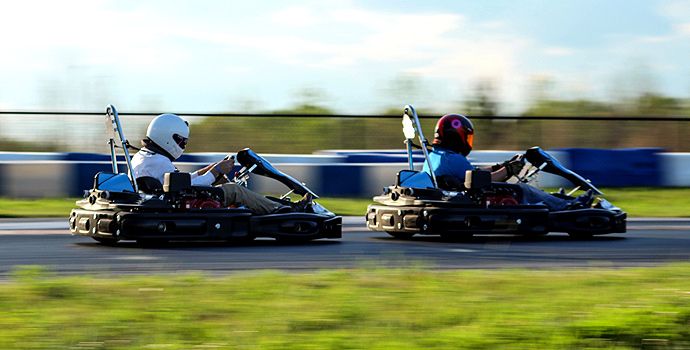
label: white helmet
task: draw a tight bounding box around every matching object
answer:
[145,113,189,160]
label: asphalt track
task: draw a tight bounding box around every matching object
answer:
[0,217,689,276]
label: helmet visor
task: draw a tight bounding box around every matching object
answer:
[466,133,474,149]
[172,134,188,149]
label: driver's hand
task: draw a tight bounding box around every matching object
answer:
[507,153,523,162]
[503,158,525,177]
[215,157,235,175]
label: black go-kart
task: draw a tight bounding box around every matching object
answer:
[366,105,626,239]
[69,105,342,245]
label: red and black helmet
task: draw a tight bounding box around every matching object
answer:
[432,114,474,156]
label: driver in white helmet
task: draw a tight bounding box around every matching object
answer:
[131,113,293,214]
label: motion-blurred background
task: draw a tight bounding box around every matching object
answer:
[0,0,688,153]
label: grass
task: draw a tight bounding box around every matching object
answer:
[0,187,689,218]
[598,187,690,218]
[1,264,689,349]
[0,197,80,218]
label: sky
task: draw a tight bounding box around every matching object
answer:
[0,0,688,114]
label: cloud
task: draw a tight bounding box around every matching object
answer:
[176,5,468,66]
[660,0,690,20]
[0,0,187,69]
[7,1,684,113]
[636,35,674,43]
[176,4,527,83]
[543,47,575,57]
[676,23,690,36]
[268,6,318,28]
[0,1,536,111]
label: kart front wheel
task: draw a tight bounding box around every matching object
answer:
[386,231,415,239]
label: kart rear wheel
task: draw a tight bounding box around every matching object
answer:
[93,237,119,246]
[386,232,415,239]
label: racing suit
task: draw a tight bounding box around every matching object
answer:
[131,148,283,214]
[422,146,573,211]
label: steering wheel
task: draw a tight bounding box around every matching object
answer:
[514,156,547,183]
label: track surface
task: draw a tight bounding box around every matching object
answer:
[1,217,689,276]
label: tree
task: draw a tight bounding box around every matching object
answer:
[462,79,499,116]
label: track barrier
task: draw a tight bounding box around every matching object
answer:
[0,149,685,198]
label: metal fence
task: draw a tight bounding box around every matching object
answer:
[1,111,689,153]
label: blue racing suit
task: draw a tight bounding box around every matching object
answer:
[422,146,474,179]
[423,146,571,211]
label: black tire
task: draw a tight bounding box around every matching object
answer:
[93,237,119,246]
[386,232,415,239]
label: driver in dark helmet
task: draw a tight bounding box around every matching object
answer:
[131,113,308,214]
[423,114,593,210]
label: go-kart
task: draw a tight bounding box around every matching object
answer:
[69,105,341,245]
[366,105,626,239]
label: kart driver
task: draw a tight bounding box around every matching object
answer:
[423,114,593,210]
[131,113,301,214]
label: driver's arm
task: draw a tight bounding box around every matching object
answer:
[195,162,216,176]
[477,165,510,182]
[191,158,235,186]
[491,166,510,182]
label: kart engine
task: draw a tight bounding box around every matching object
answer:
[479,184,522,206]
[484,194,519,206]
[183,197,222,209]
[164,172,224,209]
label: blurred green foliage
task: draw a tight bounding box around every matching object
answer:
[1,264,689,349]
[186,88,690,153]
[1,82,688,153]
[0,139,59,152]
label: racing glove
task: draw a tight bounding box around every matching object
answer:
[491,154,524,177]
[503,159,525,177]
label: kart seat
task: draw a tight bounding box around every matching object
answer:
[136,176,163,194]
[437,175,464,190]
[434,170,491,191]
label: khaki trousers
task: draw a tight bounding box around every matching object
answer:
[220,183,281,215]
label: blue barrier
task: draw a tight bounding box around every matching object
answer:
[317,165,364,196]
[0,148,682,198]
[560,148,663,187]
[318,150,426,163]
